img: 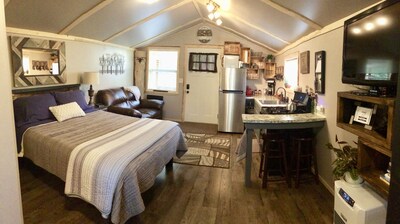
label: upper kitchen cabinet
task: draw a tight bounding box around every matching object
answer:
[247,56,264,80]
[264,62,276,80]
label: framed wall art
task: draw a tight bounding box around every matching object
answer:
[10,36,66,87]
[300,51,310,74]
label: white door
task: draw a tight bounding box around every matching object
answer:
[183,46,223,124]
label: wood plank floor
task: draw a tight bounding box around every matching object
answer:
[19,122,333,224]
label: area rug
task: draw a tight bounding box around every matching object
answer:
[173,133,231,169]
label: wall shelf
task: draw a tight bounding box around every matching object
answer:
[337,91,394,199]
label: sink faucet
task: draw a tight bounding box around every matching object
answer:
[276,87,287,102]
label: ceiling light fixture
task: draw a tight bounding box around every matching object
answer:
[206,0,222,26]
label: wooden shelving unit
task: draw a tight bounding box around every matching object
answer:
[337,91,395,199]
[247,56,264,80]
[264,62,275,80]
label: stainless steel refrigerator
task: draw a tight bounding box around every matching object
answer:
[218,68,246,133]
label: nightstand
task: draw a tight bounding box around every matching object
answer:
[95,104,107,111]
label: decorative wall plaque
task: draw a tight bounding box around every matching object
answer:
[197,26,212,43]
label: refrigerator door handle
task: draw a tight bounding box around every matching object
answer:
[221,90,244,94]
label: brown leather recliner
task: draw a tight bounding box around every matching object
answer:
[95,86,164,119]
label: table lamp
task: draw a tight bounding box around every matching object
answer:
[82,72,99,105]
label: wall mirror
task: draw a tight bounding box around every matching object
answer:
[22,48,60,76]
[314,51,326,94]
[10,36,66,87]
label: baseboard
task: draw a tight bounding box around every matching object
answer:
[319,176,334,195]
[163,117,182,122]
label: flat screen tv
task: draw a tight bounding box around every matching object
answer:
[343,0,400,90]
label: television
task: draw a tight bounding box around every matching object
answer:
[342,0,400,95]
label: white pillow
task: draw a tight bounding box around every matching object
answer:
[49,102,86,122]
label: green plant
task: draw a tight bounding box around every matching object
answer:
[266,54,274,61]
[326,135,359,180]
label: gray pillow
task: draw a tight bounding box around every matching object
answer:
[13,93,57,128]
[53,90,89,110]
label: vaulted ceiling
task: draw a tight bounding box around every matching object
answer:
[5,0,381,52]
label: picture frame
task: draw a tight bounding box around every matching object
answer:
[10,36,66,87]
[300,51,310,74]
[354,106,373,125]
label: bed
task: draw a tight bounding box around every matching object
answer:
[13,87,187,224]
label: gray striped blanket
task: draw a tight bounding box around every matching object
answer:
[65,118,176,218]
[22,111,187,223]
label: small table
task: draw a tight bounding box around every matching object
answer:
[95,104,108,111]
[242,113,326,187]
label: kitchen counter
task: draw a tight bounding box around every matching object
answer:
[241,113,326,187]
[242,113,326,124]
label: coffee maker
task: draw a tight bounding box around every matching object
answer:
[266,79,275,95]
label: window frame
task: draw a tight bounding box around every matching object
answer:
[146,47,180,94]
[283,52,299,89]
[188,52,218,73]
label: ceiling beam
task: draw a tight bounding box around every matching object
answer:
[131,18,202,48]
[104,0,192,42]
[7,27,132,50]
[192,0,205,22]
[210,21,278,53]
[260,0,322,30]
[58,0,115,35]
[223,12,290,45]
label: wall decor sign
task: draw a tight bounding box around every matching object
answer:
[300,51,310,74]
[197,26,212,43]
[99,53,125,75]
[10,36,66,87]
[354,106,373,125]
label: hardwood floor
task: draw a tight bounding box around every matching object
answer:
[19,122,333,224]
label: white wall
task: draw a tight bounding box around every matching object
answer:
[139,22,274,121]
[7,30,134,102]
[275,27,358,192]
[65,41,134,101]
[65,41,133,102]
[0,0,24,222]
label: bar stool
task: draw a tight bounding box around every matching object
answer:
[290,132,319,188]
[259,132,291,188]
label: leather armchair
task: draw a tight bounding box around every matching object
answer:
[95,87,164,119]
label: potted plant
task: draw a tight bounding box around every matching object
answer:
[266,54,274,63]
[326,135,363,184]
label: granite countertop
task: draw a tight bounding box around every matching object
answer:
[242,113,326,124]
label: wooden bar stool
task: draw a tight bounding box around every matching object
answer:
[290,133,319,188]
[259,132,291,188]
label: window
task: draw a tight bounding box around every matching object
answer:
[188,53,218,72]
[146,48,179,93]
[284,54,299,89]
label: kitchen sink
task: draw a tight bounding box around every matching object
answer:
[258,99,287,106]
[259,100,278,104]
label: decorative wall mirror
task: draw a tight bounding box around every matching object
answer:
[10,36,66,87]
[22,48,60,76]
[314,51,326,94]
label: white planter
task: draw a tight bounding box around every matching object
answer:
[344,172,364,185]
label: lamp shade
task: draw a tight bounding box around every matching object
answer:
[82,72,99,85]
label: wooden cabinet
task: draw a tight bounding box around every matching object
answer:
[264,62,276,80]
[224,42,241,55]
[247,56,264,80]
[337,92,394,198]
